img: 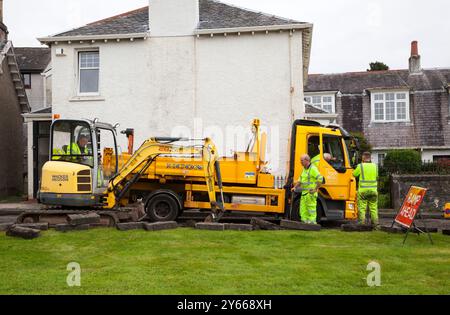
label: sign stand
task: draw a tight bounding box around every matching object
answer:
[390,186,433,246]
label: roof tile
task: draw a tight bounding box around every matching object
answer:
[306,69,450,93]
[52,0,306,38]
[14,47,51,72]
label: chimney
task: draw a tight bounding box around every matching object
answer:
[149,0,199,37]
[409,41,422,74]
[0,0,7,42]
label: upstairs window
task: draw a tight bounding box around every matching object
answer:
[371,91,410,122]
[78,51,100,94]
[22,73,31,89]
[305,94,335,113]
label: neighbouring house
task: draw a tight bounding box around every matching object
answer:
[305,41,450,165]
[0,0,30,198]
[32,0,313,199]
[14,47,53,199]
[14,47,51,111]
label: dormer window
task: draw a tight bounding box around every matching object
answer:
[371,91,410,122]
[304,93,336,113]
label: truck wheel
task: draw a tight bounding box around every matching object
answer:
[145,194,180,222]
[317,203,325,223]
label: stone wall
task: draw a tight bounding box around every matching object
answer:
[391,174,450,211]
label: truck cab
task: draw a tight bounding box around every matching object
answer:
[288,120,358,221]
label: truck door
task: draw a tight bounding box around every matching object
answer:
[320,135,352,201]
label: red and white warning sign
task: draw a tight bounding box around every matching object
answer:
[395,186,428,228]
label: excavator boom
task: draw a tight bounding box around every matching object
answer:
[104,137,224,217]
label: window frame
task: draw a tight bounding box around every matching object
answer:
[377,153,386,167]
[77,49,100,96]
[304,93,336,113]
[371,90,410,123]
[22,73,31,89]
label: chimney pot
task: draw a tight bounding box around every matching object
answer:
[411,41,419,57]
[409,40,421,74]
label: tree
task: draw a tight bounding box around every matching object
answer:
[351,132,372,153]
[367,62,389,71]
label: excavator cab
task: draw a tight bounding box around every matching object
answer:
[39,119,119,207]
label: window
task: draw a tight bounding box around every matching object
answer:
[97,128,118,187]
[307,135,347,173]
[78,51,99,94]
[323,136,346,173]
[22,73,31,89]
[371,91,410,122]
[305,94,335,113]
[52,120,93,168]
[378,153,386,167]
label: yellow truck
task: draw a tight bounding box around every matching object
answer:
[24,118,359,225]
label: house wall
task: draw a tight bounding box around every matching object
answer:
[338,94,363,133]
[364,91,447,150]
[421,149,450,162]
[25,73,45,111]
[51,31,305,175]
[441,90,450,146]
[0,59,24,197]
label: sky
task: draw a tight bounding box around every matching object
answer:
[4,0,450,73]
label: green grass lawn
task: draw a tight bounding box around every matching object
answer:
[0,228,449,295]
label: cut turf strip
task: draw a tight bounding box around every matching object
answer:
[116,222,145,231]
[6,226,41,239]
[280,220,321,231]
[341,224,373,232]
[195,223,225,231]
[144,222,178,231]
[224,223,254,231]
[55,224,90,232]
[251,218,283,230]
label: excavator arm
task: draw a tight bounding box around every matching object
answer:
[104,137,224,218]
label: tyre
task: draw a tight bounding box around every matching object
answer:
[145,194,180,222]
[316,202,325,223]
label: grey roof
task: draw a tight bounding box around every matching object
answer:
[305,104,328,114]
[54,7,149,37]
[32,107,52,114]
[14,47,51,72]
[51,0,306,38]
[198,0,304,29]
[306,69,450,94]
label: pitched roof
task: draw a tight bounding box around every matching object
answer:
[48,0,307,38]
[305,104,328,114]
[14,47,51,72]
[198,0,304,30]
[306,68,450,94]
[54,7,149,37]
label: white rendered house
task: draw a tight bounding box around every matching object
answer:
[35,0,313,198]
